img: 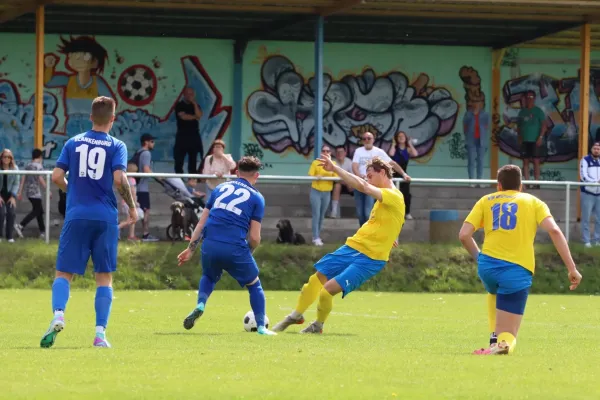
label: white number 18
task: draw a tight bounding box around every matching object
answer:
[75,144,106,180]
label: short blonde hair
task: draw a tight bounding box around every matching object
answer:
[91,96,116,125]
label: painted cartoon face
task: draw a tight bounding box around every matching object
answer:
[67,52,98,72]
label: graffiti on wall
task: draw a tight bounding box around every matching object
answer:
[0,35,231,165]
[496,69,600,162]
[246,55,459,158]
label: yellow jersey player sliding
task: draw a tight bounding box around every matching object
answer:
[273,156,405,334]
[459,164,582,355]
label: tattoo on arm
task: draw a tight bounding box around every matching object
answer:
[188,237,201,252]
[117,174,136,209]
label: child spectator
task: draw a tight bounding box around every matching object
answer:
[15,149,49,238]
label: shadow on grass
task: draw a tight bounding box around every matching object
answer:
[154,332,230,336]
[11,346,86,350]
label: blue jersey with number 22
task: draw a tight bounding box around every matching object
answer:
[56,130,128,224]
[203,178,265,247]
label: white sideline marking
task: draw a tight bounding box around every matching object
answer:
[278,306,400,320]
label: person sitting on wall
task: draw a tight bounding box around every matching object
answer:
[329,146,353,219]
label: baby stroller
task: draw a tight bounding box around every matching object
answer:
[154,177,205,241]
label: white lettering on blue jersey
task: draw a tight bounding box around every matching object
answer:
[203,178,265,246]
[56,130,128,224]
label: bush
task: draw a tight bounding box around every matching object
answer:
[0,241,598,294]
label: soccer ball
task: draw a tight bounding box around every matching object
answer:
[119,66,155,103]
[243,311,270,332]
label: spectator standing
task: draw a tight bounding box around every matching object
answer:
[202,139,236,200]
[517,91,547,188]
[174,87,203,174]
[15,149,49,238]
[308,145,337,246]
[329,146,353,219]
[580,141,600,248]
[389,131,418,220]
[133,134,159,242]
[0,149,20,243]
[352,131,409,226]
[463,101,490,186]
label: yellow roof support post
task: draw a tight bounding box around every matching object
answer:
[490,48,505,179]
[577,23,591,222]
[34,3,45,150]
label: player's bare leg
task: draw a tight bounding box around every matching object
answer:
[41,271,73,348]
[273,272,327,332]
[300,277,341,334]
[93,272,113,348]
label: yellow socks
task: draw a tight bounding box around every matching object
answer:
[497,332,517,354]
[487,293,497,333]
[316,289,334,324]
[293,273,323,316]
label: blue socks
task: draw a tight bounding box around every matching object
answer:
[52,277,70,312]
[95,286,113,328]
[248,279,266,327]
[198,275,217,307]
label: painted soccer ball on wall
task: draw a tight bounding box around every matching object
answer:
[118,65,157,106]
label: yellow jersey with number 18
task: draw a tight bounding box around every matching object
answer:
[464,190,552,274]
[345,187,405,261]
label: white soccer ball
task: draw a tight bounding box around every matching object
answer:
[243,311,269,332]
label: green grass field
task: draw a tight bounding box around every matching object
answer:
[1,290,599,399]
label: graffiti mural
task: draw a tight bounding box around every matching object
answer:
[496,69,600,162]
[0,35,231,166]
[246,55,459,157]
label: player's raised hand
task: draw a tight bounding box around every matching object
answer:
[317,153,335,172]
[568,269,582,290]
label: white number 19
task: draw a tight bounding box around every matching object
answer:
[75,144,106,180]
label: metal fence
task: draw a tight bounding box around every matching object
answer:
[0,169,598,244]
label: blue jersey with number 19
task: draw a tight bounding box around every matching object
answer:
[202,178,265,247]
[56,130,128,224]
[465,190,551,274]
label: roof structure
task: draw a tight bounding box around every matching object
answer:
[1,0,599,49]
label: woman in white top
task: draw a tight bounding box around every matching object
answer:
[202,139,237,200]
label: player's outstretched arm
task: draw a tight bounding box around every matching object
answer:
[318,155,383,201]
[458,222,480,260]
[51,168,68,192]
[539,217,582,290]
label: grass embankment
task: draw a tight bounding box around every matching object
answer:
[0,241,598,293]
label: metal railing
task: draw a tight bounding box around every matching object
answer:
[0,169,598,244]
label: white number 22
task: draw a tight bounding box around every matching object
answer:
[213,184,251,215]
[75,144,106,180]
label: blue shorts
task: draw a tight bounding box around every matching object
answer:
[201,239,259,287]
[478,253,532,295]
[137,192,151,211]
[315,245,386,298]
[56,219,119,276]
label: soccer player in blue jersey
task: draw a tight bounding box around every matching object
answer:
[177,156,276,335]
[40,97,137,349]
